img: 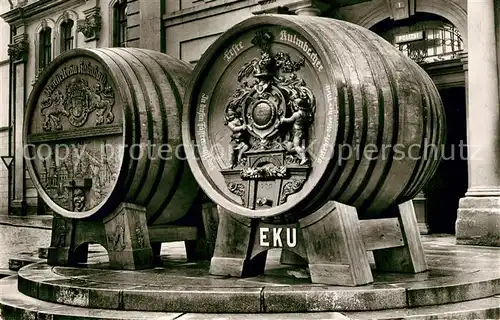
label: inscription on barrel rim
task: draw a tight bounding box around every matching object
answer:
[221,30,316,210]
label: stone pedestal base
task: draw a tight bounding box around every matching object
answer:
[104,203,154,270]
[47,201,217,270]
[10,200,26,216]
[48,203,154,270]
[210,200,427,286]
[456,197,500,246]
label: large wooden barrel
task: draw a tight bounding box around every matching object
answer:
[25,48,197,225]
[182,15,445,219]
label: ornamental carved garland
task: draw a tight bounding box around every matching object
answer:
[227,182,246,206]
[40,77,115,132]
[280,179,306,204]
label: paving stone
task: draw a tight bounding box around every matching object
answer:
[38,278,92,307]
[394,271,500,307]
[262,285,407,312]
[344,295,500,319]
[176,313,351,319]
[371,268,469,284]
[52,266,116,278]
[9,257,43,271]
[123,287,263,313]
[0,276,182,320]
[9,235,500,314]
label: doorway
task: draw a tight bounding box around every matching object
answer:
[424,86,468,234]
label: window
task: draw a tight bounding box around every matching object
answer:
[394,23,463,64]
[39,28,52,69]
[372,14,464,65]
[60,20,74,52]
[114,0,127,47]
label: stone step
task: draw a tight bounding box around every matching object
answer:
[0,269,16,279]
[1,276,499,320]
[8,256,44,271]
[0,276,182,320]
[17,261,500,313]
[344,295,500,319]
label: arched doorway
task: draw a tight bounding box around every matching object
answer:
[371,13,468,234]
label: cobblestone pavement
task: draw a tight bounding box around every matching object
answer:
[0,224,51,269]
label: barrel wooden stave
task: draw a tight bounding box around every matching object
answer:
[182,15,445,219]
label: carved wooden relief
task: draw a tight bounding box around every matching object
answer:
[26,57,123,213]
[190,27,322,212]
[108,214,126,252]
[40,64,115,132]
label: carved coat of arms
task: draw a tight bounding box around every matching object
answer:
[222,31,316,210]
[40,77,115,131]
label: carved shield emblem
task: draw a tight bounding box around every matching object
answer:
[65,78,92,127]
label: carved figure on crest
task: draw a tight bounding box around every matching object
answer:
[279,90,315,165]
[41,90,69,131]
[225,97,250,168]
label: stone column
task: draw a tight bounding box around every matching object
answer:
[8,30,28,216]
[294,6,320,16]
[139,0,161,51]
[413,191,429,234]
[456,0,500,246]
[288,0,323,16]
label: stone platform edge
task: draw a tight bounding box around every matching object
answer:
[7,275,500,320]
[16,263,500,313]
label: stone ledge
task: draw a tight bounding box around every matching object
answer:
[9,256,44,271]
[0,215,52,230]
[17,260,500,313]
[12,237,500,313]
[0,269,16,279]
[2,275,500,319]
[457,197,500,246]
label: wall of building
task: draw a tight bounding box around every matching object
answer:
[163,0,255,62]
[23,0,104,97]
[0,1,11,215]
[0,130,9,214]
[497,2,500,97]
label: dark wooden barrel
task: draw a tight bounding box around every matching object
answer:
[182,15,445,219]
[25,48,198,225]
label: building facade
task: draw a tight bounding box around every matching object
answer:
[1,0,499,246]
[0,1,11,215]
